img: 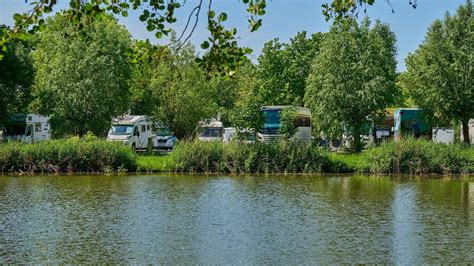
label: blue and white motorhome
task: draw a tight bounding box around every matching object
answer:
[258,106,312,143]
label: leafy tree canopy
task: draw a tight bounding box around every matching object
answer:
[30,13,132,136]
[403,0,474,144]
[305,18,397,152]
[0,0,417,77]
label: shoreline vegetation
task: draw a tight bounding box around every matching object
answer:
[1,139,473,175]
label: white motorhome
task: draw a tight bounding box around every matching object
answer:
[198,119,224,142]
[258,106,312,143]
[2,114,51,143]
[107,116,155,150]
[432,127,454,144]
[460,119,474,145]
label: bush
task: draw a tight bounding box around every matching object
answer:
[0,139,136,173]
[172,140,330,173]
[367,139,472,174]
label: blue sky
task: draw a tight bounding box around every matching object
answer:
[0,0,467,71]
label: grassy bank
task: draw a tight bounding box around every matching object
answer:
[367,139,473,174]
[170,141,331,173]
[0,139,136,173]
[1,139,473,174]
[136,139,474,174]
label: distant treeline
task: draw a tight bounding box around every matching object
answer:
[1,1,473,148]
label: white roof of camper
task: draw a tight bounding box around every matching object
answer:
[261,106,311,116]
[113,115,147,124]
[199,119,223,128]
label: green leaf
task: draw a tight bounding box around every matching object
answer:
[201,41,210,49]
[208,10,215,19]
[218,12,228,22]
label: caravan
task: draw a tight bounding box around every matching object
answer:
[107,116,154,150]
[258,106,311,143]
[1,114,51,143]
[394,108,432,141]
[198,119,224,142]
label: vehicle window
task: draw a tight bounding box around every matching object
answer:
[200,128,223,138]
[147,125,151,131]
[35,123,42,132]
[263,110,280,126]
[294,115,311,127]
[157,127,172,136]
[25,125,32,136]
[141,125,146,133]
[111,125,134,135]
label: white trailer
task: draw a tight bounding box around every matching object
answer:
[258,106,312,143]
[2,114,51,143]
[432,127,455,144]
[460,119,474,144]
[107,115,155,150]
[198,119,224,142]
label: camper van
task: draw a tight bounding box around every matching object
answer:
[198,119,224,142]
[258,106,312,143]
[394,108,432,141]
[460,119,474,144]
[107,116,155,150]
[1,114,51,143]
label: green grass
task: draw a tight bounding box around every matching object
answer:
[136,154,175,172]
[329,152,370,173]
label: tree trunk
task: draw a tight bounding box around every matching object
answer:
[353,127,362,153]
[462,119,470,146]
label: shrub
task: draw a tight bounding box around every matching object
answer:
[172,140,330,173]
[0,139,136,173]
[367,138,472,174]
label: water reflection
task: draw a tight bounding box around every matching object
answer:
[0,175,473,263]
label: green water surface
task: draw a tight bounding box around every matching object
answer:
[0,174,473,264]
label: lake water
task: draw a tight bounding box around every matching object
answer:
[0,174,473,264]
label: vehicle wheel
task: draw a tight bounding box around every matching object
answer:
[131,143,136,151]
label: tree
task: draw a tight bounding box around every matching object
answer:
[305,18,397,152]
[1,0,416,77]
[0,38,34,124]
[129,40,170,115]
[228,63,265,134]
[147,42,217,139]
[256,32,324,106]
[403,0,474,145]
[30,14,131,137]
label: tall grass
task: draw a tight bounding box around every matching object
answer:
[0,139,136,173]
[172,140,330,173]
[367,139,472,174]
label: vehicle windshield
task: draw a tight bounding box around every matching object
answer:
[200,127,222,138]
[157,127,172,136]
[110,124,134,135]
[263,109,281,128]
[3,124,27,136]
